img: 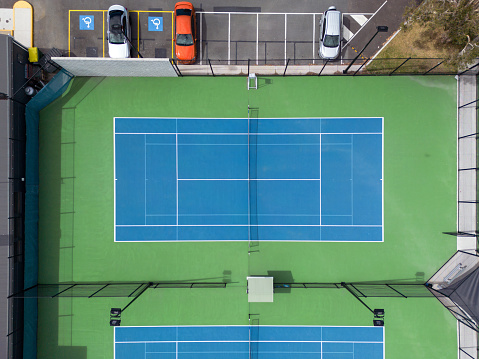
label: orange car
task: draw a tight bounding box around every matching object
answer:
[174,2,197,64]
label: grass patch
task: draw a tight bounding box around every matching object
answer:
[365,22,459,74]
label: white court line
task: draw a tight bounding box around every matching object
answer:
[145,215,348,218]
[116,324,382,328]
[116,224,381,227]
[342,0,388,51]
[176,129,179,227]
[382,118,384,241]
[114,116,381,120]
[117,340,383,344]
[144,135,147,225]
[116,132,382,135]
[319,133,322,227]
[113,118,117,242]
[351,135,354,225]
[177,178,321,181]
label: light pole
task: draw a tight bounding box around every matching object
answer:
[343,25,388,74]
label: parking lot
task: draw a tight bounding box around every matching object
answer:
[197,11,374,64]
[68,7,380,64]
[0,0,414,64]
[69,10,173,58]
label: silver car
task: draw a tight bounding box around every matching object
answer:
[318,6,342,60]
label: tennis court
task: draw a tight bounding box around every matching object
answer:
[114,325,384,359]
[36,76,458,359]
[114,117,383,242]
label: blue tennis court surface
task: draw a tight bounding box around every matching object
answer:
[114,117,383,242]
[114,325,384,359]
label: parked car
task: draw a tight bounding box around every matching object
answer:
[174,2,197,64]
[318,6,342,60]
[107,5,131,58]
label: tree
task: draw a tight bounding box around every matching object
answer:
[403,0,479,67]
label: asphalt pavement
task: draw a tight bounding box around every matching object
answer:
[0,0,413,63]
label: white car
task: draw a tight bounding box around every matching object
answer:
[318,6,342,60]
[107,5,131,58]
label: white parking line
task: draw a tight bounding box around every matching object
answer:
[343,27,353,41]
[341,1,388,50]
[199,13,203,64]
[312,14,315,64]
[256,14,259,64]
[228,13,231,65]
[196,11,376,63]
[351,14,368,26]
[284,14,287,65]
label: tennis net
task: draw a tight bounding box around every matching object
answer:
[249,319,259,359]
[247,106,259,249]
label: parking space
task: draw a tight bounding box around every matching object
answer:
[285,14,315,64]
[230,13,256,64]
[67,7,376,63]
[68,10,106,57]
[68,9,173,58]
[199,13,229,62]
[257,14,286,65]
[130,11,173,58]
[198,12,374,65]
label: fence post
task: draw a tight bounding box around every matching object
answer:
[171,59,183,77]
[459,98,479,109]
[423,60,444,75]
[208,59,215,77]
[318,60,329,76]
[389,57,410,75]
[283,59,290,77]
[353,58,370,76]
[248,59,250,77]
[459,61,479,75]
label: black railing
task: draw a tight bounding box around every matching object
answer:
[180,57,479,76]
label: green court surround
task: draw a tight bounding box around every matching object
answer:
[38,76,458,358]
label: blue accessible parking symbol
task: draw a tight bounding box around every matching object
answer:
[148,17,163,31]
[79,15,94,30]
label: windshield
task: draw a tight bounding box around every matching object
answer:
[323,35,340,48]
[109,11,126,44]
[176,33,193,46]
[110,24,125,44]
[176,9,192,16]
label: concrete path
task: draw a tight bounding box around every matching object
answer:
[457,73,478,359]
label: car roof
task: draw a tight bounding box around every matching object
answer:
[176,13,192,34]
[325,10,341,36]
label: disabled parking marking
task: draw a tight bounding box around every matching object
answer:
[69,9,173,58]
[69,10,106,56]
[148,17,163,31]
[129,11,173,58]
[79,15,94,30]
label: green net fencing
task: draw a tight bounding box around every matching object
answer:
[23,69,73,359]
